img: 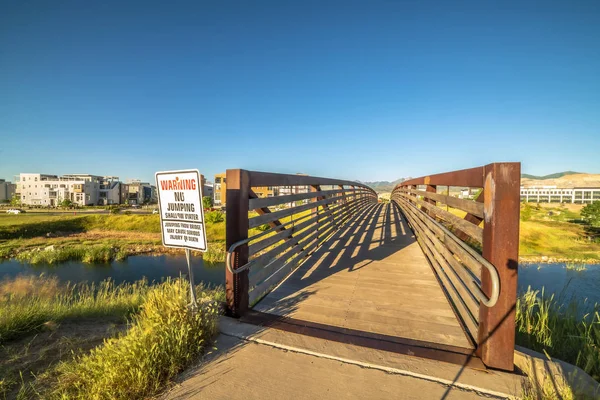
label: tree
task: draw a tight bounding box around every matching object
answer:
[60,199,72,208]
[202,196,213,209]
[10,194,20,207]
[581,201,600,227]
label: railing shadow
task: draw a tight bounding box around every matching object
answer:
[252,202,418,314]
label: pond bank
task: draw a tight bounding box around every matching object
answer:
[0,255,226,287]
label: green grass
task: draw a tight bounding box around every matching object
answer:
[516,287,600,383]
[0,275,149,344]
[518,204,600,262]
[51,278,220,399]
[0,213,231,263]
[0,276,223,399]
[0,214,161,240]
[202,244,226,265]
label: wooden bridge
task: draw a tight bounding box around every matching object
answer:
[224,163,520,371]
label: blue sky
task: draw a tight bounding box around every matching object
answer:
[1,1,599,183]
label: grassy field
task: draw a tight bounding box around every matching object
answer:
[2,202,598,265]
[519,203,600,262]
[0,208,314,265]
[445,203,600,262]
[0,213,227,264]
[0,275,223,399]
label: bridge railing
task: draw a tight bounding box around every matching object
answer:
[391,162,520,371]
[225,170,377,317]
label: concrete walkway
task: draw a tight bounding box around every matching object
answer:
[161,317,524,399]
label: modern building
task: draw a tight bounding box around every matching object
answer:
[520,186,600,204]
[16,173,125,206]
[203,181,213,200]
[278,173,310,206]
[0,179,16,202]
[124,179,158,205]
[214,172,226,206]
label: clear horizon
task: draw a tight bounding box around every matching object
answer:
[1,1,599,183]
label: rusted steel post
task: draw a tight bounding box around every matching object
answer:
[225,169,250,317]
[410,184,417,206]
[477,162,521,371]
[423,184,436,216]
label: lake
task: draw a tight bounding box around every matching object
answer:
[0,255,225,287]
[1,257,598,308]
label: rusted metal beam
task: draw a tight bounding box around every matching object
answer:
[247,171,374,193]
[225,169,250,317]
[477,162,520,371]
[398,166,485,189]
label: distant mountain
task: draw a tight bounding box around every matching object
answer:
[521,171,583,180]
[358,178,410,193]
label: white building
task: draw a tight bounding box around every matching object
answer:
[278,173,310,206]
[16,173,122,206]
[0,179,16,202]
[520,186,600,204]
[203,182,214,200]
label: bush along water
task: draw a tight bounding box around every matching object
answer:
[15,244,125,265]
[516,287,600,382]
[51,278,220,399]
[0,276,223,399]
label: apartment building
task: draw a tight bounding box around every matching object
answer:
[0,179,16,202]
[123,179,158,205]
[213,173,226,206]
[16,173,123,206]
[520,186,600,204]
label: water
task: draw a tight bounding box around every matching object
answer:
[2,257,598,307]
[518,263,600,306]
[0,255,225,287]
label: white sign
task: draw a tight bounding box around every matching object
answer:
[155,169,207,251]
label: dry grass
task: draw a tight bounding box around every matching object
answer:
[0,274,61,301]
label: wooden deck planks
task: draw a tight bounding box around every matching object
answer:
[253,203,473,350]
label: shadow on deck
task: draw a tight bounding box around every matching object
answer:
[243,203,482,368]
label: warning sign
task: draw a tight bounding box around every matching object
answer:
[155,170,207,251]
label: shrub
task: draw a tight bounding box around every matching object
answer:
[256,223,270,231]
[202,196,213,209]
[52,279,220,399]
[202,244,226,264]
[516,287,600,382]
[581,201,600,227]
[205,211,224,224]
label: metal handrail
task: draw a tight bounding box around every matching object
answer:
[393,192,500,308]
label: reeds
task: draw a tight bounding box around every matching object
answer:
[516,287,600,382]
